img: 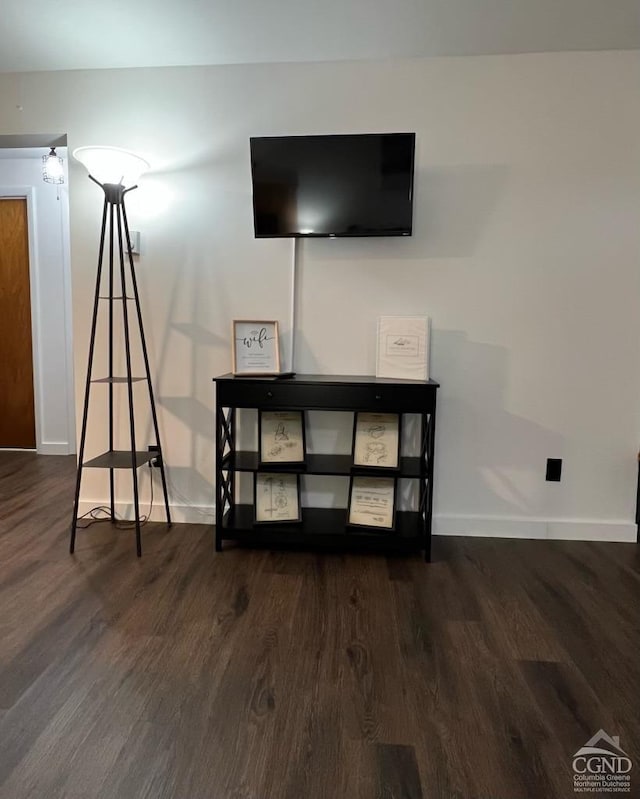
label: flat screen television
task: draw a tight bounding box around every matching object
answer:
[250,133,415,238]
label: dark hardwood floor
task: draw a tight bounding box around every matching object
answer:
[0,450,638,799]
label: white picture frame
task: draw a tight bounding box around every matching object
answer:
[232,320,281,375]
[376,315,430,381]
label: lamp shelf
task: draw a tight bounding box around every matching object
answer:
[91,377,146,383]
[83,450,156,469]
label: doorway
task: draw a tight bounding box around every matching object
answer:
[0,197,36,447]
[0,136,75,455]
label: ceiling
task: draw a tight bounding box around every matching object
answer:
[0,0,638,73]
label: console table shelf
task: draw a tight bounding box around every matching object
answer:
[221,451,425,478]
[222,506,424,553]
[214,372,439,560]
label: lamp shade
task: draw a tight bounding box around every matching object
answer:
[73,146,150,187]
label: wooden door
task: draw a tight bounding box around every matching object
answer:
[0,198,36,448]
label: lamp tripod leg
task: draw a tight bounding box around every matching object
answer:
[122,201,172,528]
[117,201,143,556]
[70,198,109,553]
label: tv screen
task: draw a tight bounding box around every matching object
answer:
[250,133,415,238]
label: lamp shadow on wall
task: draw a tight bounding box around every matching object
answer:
[147,244,228,520]
[432,328,562,518]
[310,164,509,261]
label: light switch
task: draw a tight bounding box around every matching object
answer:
[129,230,141,255]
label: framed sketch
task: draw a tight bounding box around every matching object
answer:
[376,316,430,381]
[259,410,306,466]
[232,320,281,375]
[347,476,397,530]
[254,472,302,524]
[352,412,401,470]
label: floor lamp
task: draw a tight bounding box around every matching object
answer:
[69,146,171,557]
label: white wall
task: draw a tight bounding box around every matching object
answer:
[0,50,638,539]
[0,155,74,454]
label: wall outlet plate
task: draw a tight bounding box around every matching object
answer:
[148,444,161,467]
[546,458,562,481]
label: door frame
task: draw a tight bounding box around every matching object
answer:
[0,186,75,454]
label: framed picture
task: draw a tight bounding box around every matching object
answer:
[352,412,401,470]
[254,472,302,524]
[376,316,430,381]
[259,410,306,466]
[347,476,397,530]
[232,320,281,375]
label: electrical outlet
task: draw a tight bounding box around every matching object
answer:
[546,458,562,482]
[148,445,161,468]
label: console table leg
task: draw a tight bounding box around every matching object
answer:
[425,401,437,563]
[424,535,432,562]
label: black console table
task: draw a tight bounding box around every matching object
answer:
[213,373,439,560]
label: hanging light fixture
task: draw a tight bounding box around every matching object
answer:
[42,147,65,184]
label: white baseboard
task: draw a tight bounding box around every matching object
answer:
[77,500,636,543]
[0,447,36,452]
[77,500,215,526]
[39,442,73,455]
[2,444,70,455]
[433,514,637,543]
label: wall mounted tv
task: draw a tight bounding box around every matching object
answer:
[250,133,415,238]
